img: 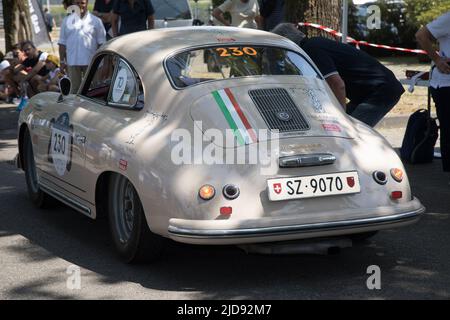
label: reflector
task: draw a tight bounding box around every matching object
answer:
[220,207,232,215]
[391,191,403,200]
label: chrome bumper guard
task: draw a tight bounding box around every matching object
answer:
[168,207,425,239]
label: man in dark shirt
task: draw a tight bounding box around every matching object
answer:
[93,0,114,39]
[12,41,49,97]
[272,23,405,127]
[111,0,155,37]
[260,0,285,31]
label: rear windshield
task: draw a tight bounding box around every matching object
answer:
[152,0,192,20]
[165,45,320,88]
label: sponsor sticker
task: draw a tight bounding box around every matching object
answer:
[322,123,342,132]
[112,68,128,103]
[48,113,73,176]
[119,159,128,171]
[217,38,236,42]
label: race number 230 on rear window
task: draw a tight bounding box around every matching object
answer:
[216,47,257,57]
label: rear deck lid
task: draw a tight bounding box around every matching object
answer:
[190,79,357,148]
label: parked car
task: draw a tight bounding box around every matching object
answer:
[153,0,194,28]
[17,27,425,263]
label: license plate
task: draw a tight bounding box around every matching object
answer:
[267,171,360,201]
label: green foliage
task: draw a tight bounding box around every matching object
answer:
[405,0,450,26]
[355,0,448,56]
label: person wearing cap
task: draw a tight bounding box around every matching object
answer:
[0,60,10,73]
[271,23,405,127]
[37,55,65,93]
[1,44,26,102]
[0,60,11,101]
[416,11,450,183]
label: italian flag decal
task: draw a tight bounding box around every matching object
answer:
[212,88,258,146]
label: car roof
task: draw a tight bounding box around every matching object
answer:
[98,27,312,95]
[102,26,301,64]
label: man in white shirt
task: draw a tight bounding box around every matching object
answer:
[213,0,262,29]
[58,0,106,93]
[416,11,450,182]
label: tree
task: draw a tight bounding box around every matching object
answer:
[2,0,33,52]
[213,0,343,39]
[285,0,342,38]
[405,0,450,26]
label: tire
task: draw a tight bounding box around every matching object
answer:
[108,174,164,263]
[23,129,54,208]
[349,231,378,243]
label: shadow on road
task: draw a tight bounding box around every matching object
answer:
[0,105,19,131]
[0,157,449,299]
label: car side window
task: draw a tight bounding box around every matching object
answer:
[108,60,143,108]
[81,54,118,103]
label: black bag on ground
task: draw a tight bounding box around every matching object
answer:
[400,88,439,164]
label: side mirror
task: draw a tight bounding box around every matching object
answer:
[58,77,72,103]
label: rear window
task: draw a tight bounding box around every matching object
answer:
[165,45,320,88]
[152,0,192,20]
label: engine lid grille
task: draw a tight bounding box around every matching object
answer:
[249,88,310,133]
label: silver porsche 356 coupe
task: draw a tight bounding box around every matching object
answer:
[17,27,425,263]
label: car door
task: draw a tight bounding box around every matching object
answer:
[35,54,119,207]
[34,92,91,204]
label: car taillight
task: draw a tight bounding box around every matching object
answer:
[391,191,403,200]
[199,185,215,200]
[220,207,232,215]
[390,168,404,182]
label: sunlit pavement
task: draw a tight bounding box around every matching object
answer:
[0,103,449,299]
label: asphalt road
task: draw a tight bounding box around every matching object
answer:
[0,104,449,300]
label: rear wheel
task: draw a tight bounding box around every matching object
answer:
[23,129,53,208]
[350,231,378,243]
[108,174,164,263]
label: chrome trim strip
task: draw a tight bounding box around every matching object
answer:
[168,207,425,239]
[39,182,91,216]
[279,153,336,168]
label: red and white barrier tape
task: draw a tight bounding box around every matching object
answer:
[298,22,428,55]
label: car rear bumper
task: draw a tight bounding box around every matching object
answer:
[167,199,425,245]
